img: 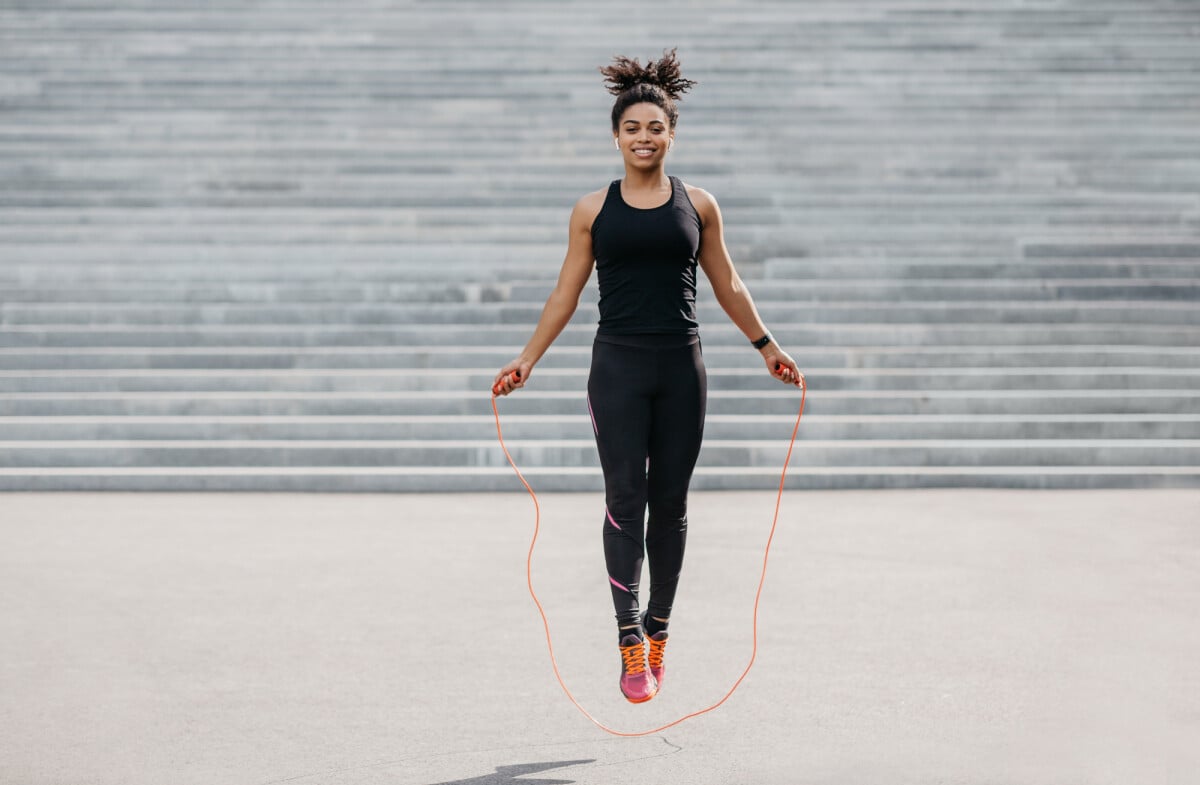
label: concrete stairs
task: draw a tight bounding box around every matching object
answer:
[1,0,1198,490]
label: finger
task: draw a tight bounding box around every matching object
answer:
[492,372,510,397]
[492,370,522,396]
[776,362,803,387]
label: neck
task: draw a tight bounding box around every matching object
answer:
[621,167,669,190]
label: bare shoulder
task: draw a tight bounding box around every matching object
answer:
[572,186,609,226]
[681,181,720,227]
[681,181,715,205]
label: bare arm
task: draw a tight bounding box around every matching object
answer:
[493,193,600,395]
[691,185,804,387]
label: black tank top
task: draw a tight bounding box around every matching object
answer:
[590,175,703,337]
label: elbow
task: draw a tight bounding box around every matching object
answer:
[548,287,580,317]
[713,279,745,308]
[709,269,744,300]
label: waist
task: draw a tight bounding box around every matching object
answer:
[593,331,700,349]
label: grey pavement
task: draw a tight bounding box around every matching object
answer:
[2,489,1198,785]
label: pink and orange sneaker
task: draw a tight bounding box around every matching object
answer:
[645,631,669,688]
[618,634,658,703]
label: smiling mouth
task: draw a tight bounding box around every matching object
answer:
[632,148,656,157]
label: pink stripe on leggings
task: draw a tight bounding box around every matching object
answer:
[608,575,631,594]
[605,505,622,531]
[586,394,598,435]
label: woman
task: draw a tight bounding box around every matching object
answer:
[493,49,804,704]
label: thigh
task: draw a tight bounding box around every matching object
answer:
[588,341,653,516]
[647,342,707,499]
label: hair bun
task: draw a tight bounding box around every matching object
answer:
[599,47,696,100]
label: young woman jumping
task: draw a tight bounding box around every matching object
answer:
[493,49,804,704]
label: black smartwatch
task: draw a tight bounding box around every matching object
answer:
[751,333,772,350]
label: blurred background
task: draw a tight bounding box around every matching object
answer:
[1,0,1198,491]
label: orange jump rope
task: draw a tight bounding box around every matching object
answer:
[491,367,806,737]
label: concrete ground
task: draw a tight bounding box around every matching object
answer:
[1,489,1198,785]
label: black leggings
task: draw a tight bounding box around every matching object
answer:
[586,334,707,638]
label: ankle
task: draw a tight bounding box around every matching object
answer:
[643,614,669,638]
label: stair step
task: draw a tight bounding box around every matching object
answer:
[0,466,1195,493]
[4,345,1198,370]
[3,390,1196,417]
[4,300,1200,326]
[1,367,1196,394]
[1,415,1195,441]
[764,259,1200,280]
[3,278,1199,304]
[4,323,1198,348]
[2,439,1197,469]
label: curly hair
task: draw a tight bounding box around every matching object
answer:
[600,48,696,131]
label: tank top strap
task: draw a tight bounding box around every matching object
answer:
[591,180,623,237]
[605,179,622,206]
[670,176,701,228]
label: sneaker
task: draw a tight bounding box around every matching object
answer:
[646,631,669,687]
[640,611,670,688]
[618,634,658,703]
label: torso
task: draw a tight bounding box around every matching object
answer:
[589,175,704,337]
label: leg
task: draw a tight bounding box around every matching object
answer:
[644,340,706,629]
[587,340,653,640]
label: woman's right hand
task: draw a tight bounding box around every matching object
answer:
[761,346,805,389]
[492,359,533,396]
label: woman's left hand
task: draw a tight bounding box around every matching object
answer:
[762,346,805,388]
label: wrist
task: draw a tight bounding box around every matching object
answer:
[751,333,772,350]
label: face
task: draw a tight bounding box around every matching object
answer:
[614,102,673,167]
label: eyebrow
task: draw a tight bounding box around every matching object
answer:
[623,120,666,126]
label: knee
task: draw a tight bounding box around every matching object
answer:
[647,492,687,527]
[606,484,647,522]
[648,504,686,535]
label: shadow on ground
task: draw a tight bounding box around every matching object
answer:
[429,759,595,785]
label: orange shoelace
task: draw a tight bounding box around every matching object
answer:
[645,635,667,671]
[492,376,806,737]
[619,640,647,675]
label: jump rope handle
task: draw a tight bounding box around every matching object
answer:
[775,363,805,387]
[492,369,521,397]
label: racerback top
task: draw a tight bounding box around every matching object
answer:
[590,175,703,337]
